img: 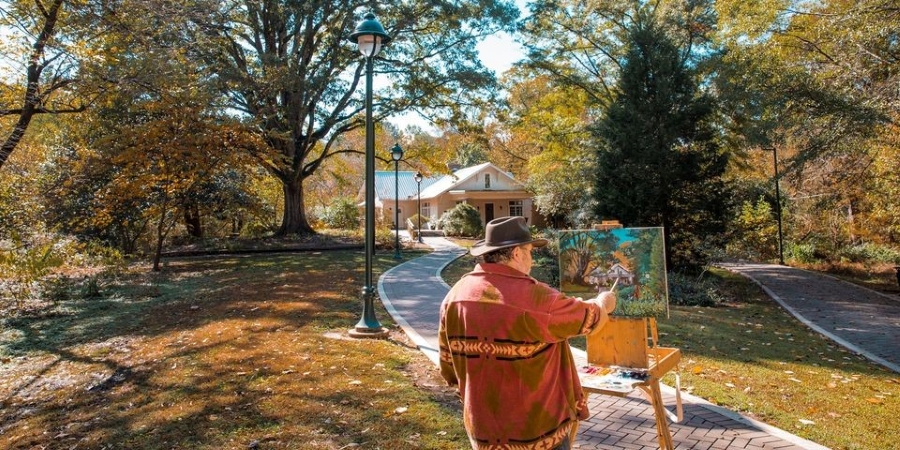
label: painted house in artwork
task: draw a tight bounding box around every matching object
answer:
[361,162,543,229]
[586,263,636,287]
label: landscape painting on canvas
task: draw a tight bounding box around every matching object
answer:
[558,227,668,318]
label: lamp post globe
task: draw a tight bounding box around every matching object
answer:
[414,171,424,243]
[391,143,403,259]
[348,11,390,338]
[349,12,392,57]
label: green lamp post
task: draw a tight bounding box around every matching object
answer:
[348,12,391,338]
[391,143,404,259]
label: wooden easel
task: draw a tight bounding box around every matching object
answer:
[580,317,682,450]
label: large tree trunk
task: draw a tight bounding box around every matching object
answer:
[184,204,203,238]
[277,177,316,236]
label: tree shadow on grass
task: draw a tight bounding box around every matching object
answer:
[1,251,467,449]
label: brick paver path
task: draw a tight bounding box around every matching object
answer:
[719,262,900,374]
[380,238,830,449]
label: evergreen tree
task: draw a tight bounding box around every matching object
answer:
[592,17,729,271]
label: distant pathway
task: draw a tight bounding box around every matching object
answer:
[719,262,900,374]
[379,237,828,449]
[377,236,465,365]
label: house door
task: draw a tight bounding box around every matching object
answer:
[485,203,494,223]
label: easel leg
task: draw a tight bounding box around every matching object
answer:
[639,380,674,450]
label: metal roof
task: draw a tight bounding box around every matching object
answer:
[373,170,440,201]
[373,163,524,201]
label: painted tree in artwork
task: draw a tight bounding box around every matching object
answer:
[629,228,667,302]
[559,232,600,286]
[559,230,617,287]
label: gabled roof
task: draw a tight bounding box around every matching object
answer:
[372,162,525,201]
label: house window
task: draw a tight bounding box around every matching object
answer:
[509,200,523,216]
[484,174,491,189]
[422,202,431,219]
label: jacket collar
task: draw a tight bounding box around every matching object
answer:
[472,262,531,279]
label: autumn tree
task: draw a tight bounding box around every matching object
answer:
[520,0,716,110]
[491,71,594,227]
[513,0,718,231]
[38,1,265,265]
[713,0,890,255]
[176,1,518,235]
[0,0,86,169]
[44,91,260,270]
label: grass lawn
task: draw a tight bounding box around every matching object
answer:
[443,255,900,450]
[0,250,468,449]
[3,242,897,450]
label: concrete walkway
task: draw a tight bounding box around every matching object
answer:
[378,235,841,449]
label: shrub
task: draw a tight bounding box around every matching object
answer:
[0,233,121,315]
[376,226,398,250]
[785,242,822,264]
[320,197,361,230]
[838,243,900,264]
[408,213,427,230]
[726,198,779,261]
[439,203,483,237]
[667,271,724,307]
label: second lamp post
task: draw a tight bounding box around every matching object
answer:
[391,143,403,259]
[414,171,424,243]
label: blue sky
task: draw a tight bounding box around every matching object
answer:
[388,1,528,133]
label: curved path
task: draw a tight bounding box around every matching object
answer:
[379,236,831,449]
[718,262,900,374]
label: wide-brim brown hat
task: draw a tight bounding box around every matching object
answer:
[470,216,548,257]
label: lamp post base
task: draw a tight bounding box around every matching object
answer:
[348,326,390,339]
[349,286,389,339]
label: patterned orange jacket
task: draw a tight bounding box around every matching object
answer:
[439,262,609,450]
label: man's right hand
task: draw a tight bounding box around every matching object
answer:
[595,291,616,314]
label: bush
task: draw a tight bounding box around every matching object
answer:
[726,198,779,261]
[785,242,823,264]
[439,204,483,237]
[0,233,121,315]
[838,243,900,264]
[408,213,427,230]
[667,271,724,307]
[320,197,361,230]
[376,226,399,250]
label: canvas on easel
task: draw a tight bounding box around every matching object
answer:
[558,227,668,318]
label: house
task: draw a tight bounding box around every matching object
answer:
[363,162,542,230]
[586,263,635,287]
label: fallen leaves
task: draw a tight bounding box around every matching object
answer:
[385,405,409,417]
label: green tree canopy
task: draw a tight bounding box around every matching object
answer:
[592,15,729,270]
